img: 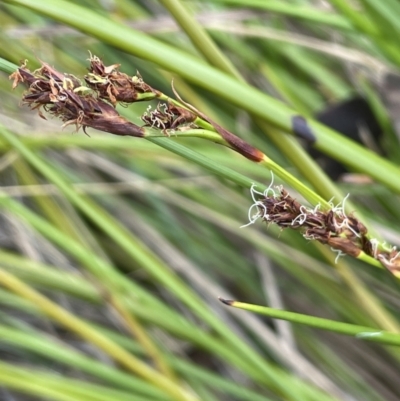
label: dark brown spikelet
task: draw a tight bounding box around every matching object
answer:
[10,61,144,137]
[141,102,197,133]
[254,188,367,260]
[249,187,400,271]
[85,55,159,105]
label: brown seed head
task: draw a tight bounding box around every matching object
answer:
[85,55,158,105]
[141,102,197,132]
[10,61,144,137]
[256,188,369,261]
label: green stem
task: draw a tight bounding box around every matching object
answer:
[220,299,400,346]
[0,361,156,401]
[0,369,81,401]
[209,0,354,30]
[159,0,240,78]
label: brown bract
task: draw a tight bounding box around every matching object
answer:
[170,83,264,162]
[378,248,400,274]
[9,61,144,137]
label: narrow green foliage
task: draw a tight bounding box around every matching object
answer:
[0,1,400,401]
[219,298,400,346]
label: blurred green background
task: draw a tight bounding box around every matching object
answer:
[0,1,400,400]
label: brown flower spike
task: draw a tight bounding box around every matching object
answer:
[141,102,197,133]
[84,55,159,105]
[10,60,144,137]
[11,56,265,164]
[244,181,400,271]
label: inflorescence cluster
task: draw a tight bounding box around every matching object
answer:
[243,176,400,271]
[10,55,400,274]
[10,55,196,138]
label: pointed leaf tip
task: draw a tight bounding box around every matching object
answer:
[218,297,234,306]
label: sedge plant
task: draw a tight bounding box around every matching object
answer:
[1,1,400,401]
